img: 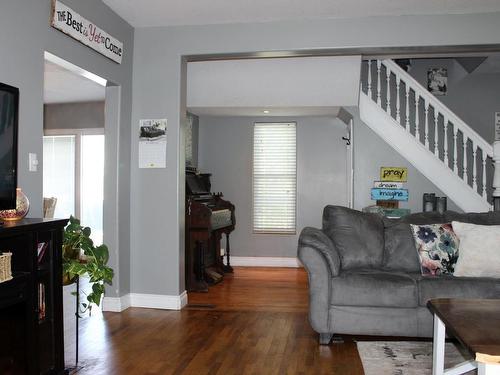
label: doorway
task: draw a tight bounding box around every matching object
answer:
[184,57,355,305]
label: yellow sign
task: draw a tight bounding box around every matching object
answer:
[380,167,408,182]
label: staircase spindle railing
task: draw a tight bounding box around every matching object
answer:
[361,59,493,205]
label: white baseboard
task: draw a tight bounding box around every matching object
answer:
[230,256,302,268]
[102,291,188,312]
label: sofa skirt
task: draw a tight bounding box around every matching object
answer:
[329,306,434,337]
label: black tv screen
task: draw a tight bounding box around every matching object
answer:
[0,83,19,210]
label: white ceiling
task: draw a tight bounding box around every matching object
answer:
[44,60,105,104]
[103,0,500,27]
[188,106,341,117]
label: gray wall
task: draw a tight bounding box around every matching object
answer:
[198,116,348,258]
[350,108,461,212]
[131,11,500,296]
[44,101,104,130]
[407,58,500,143]
[0,0,134,298]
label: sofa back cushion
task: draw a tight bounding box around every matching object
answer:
[383,212,447,272]
[322,206,384,270]
[445,211,500,225]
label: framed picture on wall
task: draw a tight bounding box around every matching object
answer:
[427,68,447,96]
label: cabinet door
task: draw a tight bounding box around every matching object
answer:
[0,233,33,374]
[35,229,65,374]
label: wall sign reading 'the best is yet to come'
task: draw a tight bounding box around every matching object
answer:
[50,0,123,64]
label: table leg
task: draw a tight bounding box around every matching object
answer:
[432,314,446,375]
[478,363,500,375]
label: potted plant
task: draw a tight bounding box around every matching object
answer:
[62,216,114,314]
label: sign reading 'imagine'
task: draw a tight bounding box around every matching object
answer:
[50,0,123,64]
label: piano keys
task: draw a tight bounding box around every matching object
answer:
[185,168,236,292]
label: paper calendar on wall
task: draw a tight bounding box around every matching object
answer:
[139,119,167,168]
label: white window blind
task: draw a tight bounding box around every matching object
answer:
[253,122,297,234]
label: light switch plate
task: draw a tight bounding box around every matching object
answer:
[28,153,38,172]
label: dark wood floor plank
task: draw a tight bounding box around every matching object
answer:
[70,267,364,374]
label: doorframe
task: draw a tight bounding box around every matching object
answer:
[43,51,123,297]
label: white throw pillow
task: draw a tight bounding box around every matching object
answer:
[452,221,500,278]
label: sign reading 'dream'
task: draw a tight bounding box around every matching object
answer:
[373,181,404,189]
[50,0,123,64]
[380,167,408,182]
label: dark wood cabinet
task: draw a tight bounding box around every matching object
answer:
[0,218,68,375]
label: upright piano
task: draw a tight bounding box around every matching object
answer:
[185,168,235,292]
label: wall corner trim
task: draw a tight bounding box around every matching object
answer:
[230,256,302,268]
[102,294,131,312]
[102,291,188,312]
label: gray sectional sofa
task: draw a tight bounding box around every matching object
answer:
[297,205,500,344]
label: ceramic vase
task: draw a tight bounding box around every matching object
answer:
[0,188,30,221]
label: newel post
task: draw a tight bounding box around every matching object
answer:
[493,141,500,211]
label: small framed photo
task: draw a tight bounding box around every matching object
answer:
[427,68,447,96]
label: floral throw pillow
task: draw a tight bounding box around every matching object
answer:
[410,223,459,276]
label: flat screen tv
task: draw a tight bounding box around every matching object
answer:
[0,83,19,210]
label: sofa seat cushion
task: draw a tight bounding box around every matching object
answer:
[331,270,418,308]
[417,276,500,306]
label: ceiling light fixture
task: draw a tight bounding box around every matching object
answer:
[263,110,270,114]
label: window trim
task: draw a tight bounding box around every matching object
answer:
[252,121,297,235]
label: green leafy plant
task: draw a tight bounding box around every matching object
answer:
[62,216,114,314]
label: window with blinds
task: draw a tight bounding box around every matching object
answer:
[253,122,297,234]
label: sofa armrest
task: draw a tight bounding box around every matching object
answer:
[298,227,341,276]
[298,227,341,334]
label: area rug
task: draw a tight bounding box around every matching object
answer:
[357,341,476,375]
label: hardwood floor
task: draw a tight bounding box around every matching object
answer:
[69,267,365,375]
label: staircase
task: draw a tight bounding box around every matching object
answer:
[359,59,493,212]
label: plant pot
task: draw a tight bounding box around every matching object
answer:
[62,273,77,286]
[62,245,81,286]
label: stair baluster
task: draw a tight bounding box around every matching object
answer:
[463,136,469,182]
[433,109,439,156]
[405,85,410,131]
[395,75,401,123]
[453,126,458,173]
[367,60,372,100]
[376,61,381,106]
[482,155,487,199]
[386,67,391,116]
[415,95,420,141]
[443,116,449,165]
[472,147,478,191]
[424,100,430,149]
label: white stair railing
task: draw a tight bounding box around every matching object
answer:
[362,59,493,206]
